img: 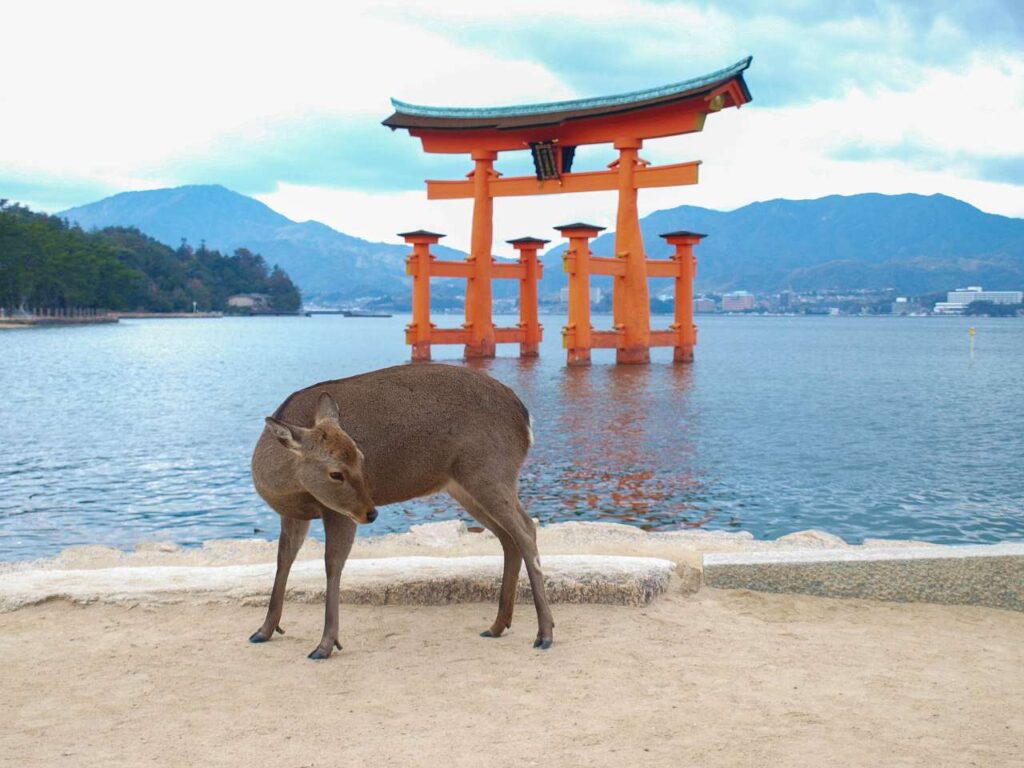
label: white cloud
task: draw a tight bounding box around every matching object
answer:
[640,53,1024,215]
[0,0,572,192]
[2,0,1021,238]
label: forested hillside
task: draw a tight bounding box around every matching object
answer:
[0,202,301,312]
[59,184,469,304]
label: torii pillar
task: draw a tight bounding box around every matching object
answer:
[660,230,705,363]
[613,138,651,365]
[558,223,605,366]
[400,229,445,362]
[507,236,548,357]
[464,150,498,358]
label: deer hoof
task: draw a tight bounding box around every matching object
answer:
[307,639,342,660]
[249,630,271,644]
[533,638,553,650]
[480,629,497,638]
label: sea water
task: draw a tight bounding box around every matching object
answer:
[1,314,1021,559]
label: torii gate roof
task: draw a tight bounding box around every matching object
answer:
[383,56,752,132]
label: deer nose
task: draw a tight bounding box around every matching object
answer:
[366,509,378,523]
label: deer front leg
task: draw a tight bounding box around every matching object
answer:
[250,516,310,643]
[308,510,357,660]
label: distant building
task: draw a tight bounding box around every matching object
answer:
[933,302,965,315]
[721,291,755,312]
[946,286,1023,306]
[892,297,913,315]
[694,297,716,313]
[227,293,271,310]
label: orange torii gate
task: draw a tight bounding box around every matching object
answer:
[384,57,752,365]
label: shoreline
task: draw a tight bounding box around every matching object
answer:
[0,315,119,328]
[114,311,224,319]
[0,521,935,572]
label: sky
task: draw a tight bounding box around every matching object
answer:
[2,0,1022,254]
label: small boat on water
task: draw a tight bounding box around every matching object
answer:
[304,309,393,318]
[342,309,393,318]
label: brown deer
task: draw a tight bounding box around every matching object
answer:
[249,363,554,659]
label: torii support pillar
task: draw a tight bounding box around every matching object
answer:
[464,150,498,359]
[613,139,651,365]
[507,237,548,357]
[660,230,705,363]
[400,229,445,362]
[558,223,605,366]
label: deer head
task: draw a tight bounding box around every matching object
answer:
[264,392,378,524]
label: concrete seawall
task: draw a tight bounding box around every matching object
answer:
[2,522,1021,612]
[704,543,1024,611]
[0,555,675,613]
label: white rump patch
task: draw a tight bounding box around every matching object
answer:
[527,414,535,447]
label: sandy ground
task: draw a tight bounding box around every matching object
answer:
[2,589,1021,767]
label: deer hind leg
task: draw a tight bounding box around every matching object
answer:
[308,509,357,660]
[462,483,554,650]
[250,516,310,644]
[449,483,522,638]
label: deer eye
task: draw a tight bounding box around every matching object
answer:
[328,472,345,483]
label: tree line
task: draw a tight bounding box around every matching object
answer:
[0,201,301,313]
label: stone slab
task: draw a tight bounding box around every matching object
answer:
[0,555,676,613]
[703,543,1024,611]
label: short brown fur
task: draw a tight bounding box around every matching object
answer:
[249,363,554,659]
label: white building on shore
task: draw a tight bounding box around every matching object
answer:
[933,286,1023,314]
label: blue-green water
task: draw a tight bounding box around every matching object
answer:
[1,314,1021,559]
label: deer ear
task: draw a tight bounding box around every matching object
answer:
[265,417,305,453]
[314,392,341,424]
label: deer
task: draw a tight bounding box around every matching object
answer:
[248,363,554,659]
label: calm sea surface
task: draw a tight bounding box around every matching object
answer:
[1,314,1022,559]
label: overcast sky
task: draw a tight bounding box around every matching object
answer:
[2,0,1022,253]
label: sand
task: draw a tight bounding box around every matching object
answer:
[2,588,1022,767]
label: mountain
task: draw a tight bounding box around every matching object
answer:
[542,193,1024,296]
[59,185,467,304]
[60,186,1024,301]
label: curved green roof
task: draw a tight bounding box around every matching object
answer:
[385,57,751,128]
